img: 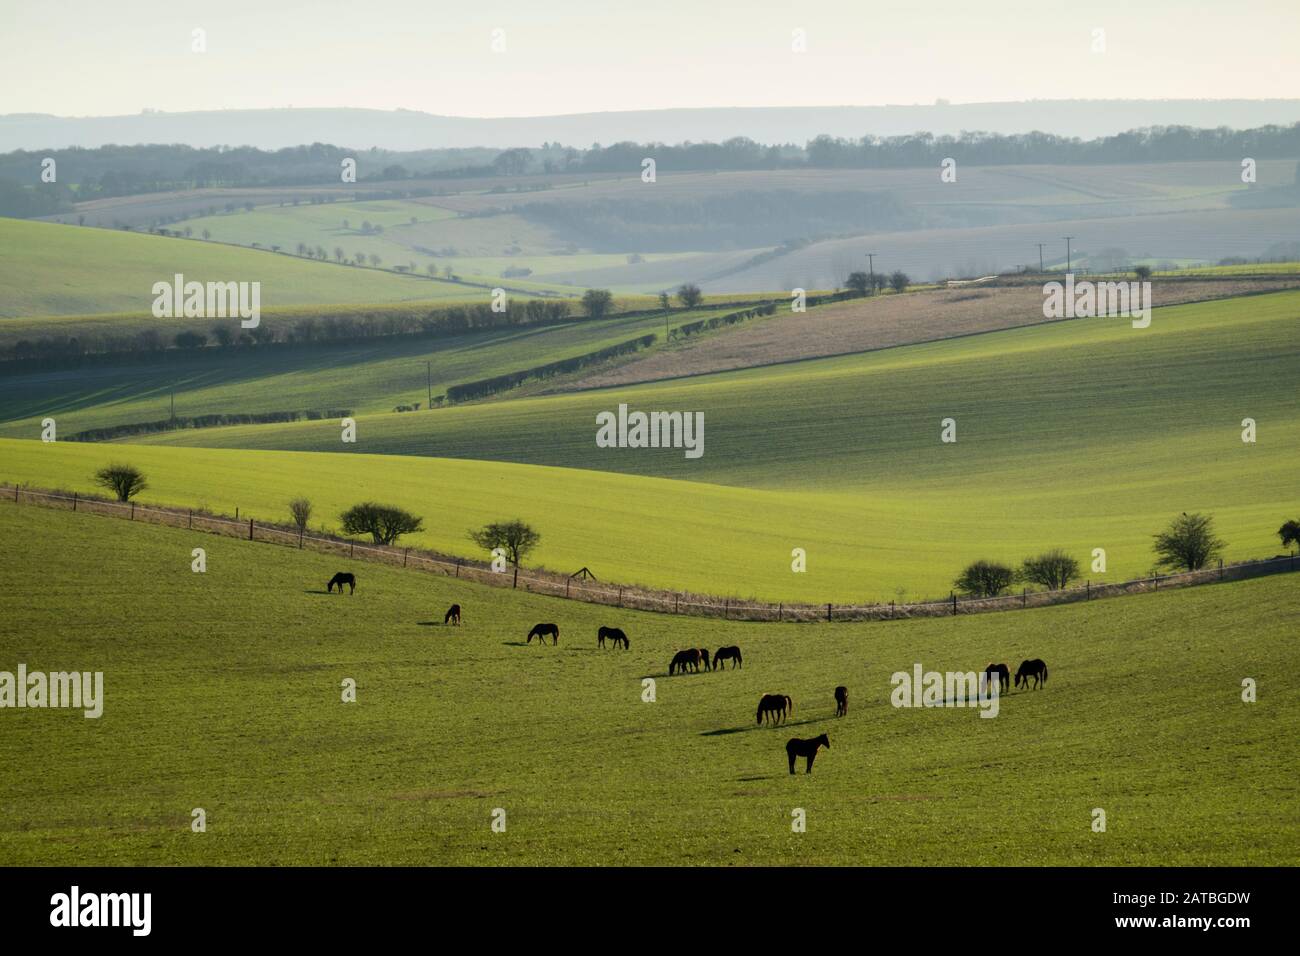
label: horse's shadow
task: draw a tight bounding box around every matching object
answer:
[417,621,456,627]
[701,716,826,737]
[303,589,333,595]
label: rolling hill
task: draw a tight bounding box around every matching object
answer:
[0,217,481,317]
[2,290,1295,601]
[1,501,1295,865]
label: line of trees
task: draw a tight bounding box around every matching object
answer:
[954,513,1246,598]
[2,299,575,365]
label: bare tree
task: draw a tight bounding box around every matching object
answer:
[339,502,423,545]
[1017,549,1080,590]
[289,498,313,532]
[469,519,541,586]
[93,464,148,502]
[954,560,1015,597]
[1153,512,1225,571]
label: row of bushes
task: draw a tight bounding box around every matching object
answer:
[954,513,1300,596]
[67,409,353,442]
[0,299,577,366]
[669,302,777,340]
[444,333,658,403]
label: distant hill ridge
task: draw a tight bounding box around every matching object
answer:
[5,100,1300,151]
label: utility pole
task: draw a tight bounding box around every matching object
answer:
[426,361,432,409]
[866,252,877,294]
[1037,243,1045,273]
[170,389,175,421]
[1063,237,1074,273]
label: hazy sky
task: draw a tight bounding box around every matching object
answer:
[4,0,1298,117]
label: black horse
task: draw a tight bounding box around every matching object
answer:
[528,623,559,645]
[1015,659,1048,690]
[984,663,1010,694]
[598,626,629,649]
[834,686,848,717]
[713,646,742,670]
[669,649,700,675]
[327,572,356,594]
[757,693,793,726]
[786,734,830,774]
[698,648,711,671]
[444,604,461,625]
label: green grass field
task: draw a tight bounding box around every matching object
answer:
[0,502,1294,865]
[3,290,1286,601]
[0,217,478,317]
[0,308,721,438]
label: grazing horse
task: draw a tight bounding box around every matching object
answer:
[1015,658,1048,690]
[698,648,711,671]
[444,604,461,626]
[756,693,793,726]
[597,626,629,649]
[327,572,356,594]
[713,646,742,670]
[786,734,830,774]
[834,685,848,717]
[527,623,559,645]
[669,649,700,675]
[984,663,1010,694]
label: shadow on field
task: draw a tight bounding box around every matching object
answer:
[701,716,826,736]
[302,589,334,596]
[417,621,457,627]
[736,775,777,782]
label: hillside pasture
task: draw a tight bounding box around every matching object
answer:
[0,502,1295,866]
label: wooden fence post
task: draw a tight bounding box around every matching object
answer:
[618,587,623,607]
[951,591,957,615]
[1022,588,1026,607]
[298,527,303,549]
[248,518,254,541]
[350,542,354,558]
[675,594,679,613]
[513,566,519,589]
[826,603,831,622]
[778,603,783,622]
[565,579,570,598]
[72,493,77,512]
[403,548,409,568]
[1218,558,1223,580]
[455,560,461,578]
[130,501,135,520]
[1087,580,1091,600]
[189,510,193,529]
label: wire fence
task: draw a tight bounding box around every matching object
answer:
[4,482,1297,623]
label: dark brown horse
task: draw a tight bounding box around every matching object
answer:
[1015,659,1048,689]
[327,572,356,594]
[669,648,700,675]
[598,626,628,649]
[786,734,830,774]
[713,646,742,669]
[984,663,1010,694]
[527,623,559,645]
[756,693,793,726]
[698,648,711,671]
[444,604,461,625]
[834,686,848,717]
